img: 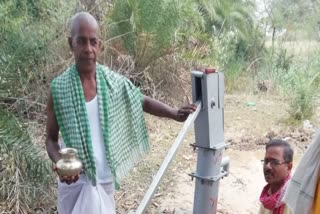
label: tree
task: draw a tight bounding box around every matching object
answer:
[197,0,256,39]
[262,0,320,40]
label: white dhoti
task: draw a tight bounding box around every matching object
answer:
[57,175,116,214]
[57,96,116,214]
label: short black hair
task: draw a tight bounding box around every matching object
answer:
[266,139,293,163]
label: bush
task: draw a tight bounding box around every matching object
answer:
[0,1,76,212]
[0,109,53,213]
[258,46,320,122]
[0,0,77,117]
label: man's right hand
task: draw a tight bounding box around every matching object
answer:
[52,164,80,185]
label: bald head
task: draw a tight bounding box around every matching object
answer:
[70,12,99,38]
[68,12,102,73]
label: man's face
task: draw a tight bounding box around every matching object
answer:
[263,146,292,185]
[69,22,101,72]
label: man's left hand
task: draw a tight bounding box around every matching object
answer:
[175,104,197,122]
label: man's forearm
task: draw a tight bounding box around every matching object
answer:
[46,140,61,163]
[143,96,178,120]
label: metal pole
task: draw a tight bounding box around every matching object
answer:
[135,102,201,214]
[191,69,228,214]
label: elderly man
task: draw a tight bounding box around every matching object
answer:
[45,12,196,214]
[259,139,293,214]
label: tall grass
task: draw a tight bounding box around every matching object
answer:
[258,42,320,122]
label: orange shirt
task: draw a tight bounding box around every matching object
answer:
[314,179,320,213]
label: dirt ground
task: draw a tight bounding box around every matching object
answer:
[115,94,317,214]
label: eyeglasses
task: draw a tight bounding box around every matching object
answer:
[261,159,287,167]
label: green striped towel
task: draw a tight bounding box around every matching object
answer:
[51,64,149,188]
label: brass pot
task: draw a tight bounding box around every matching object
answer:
[56,148,82,177]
